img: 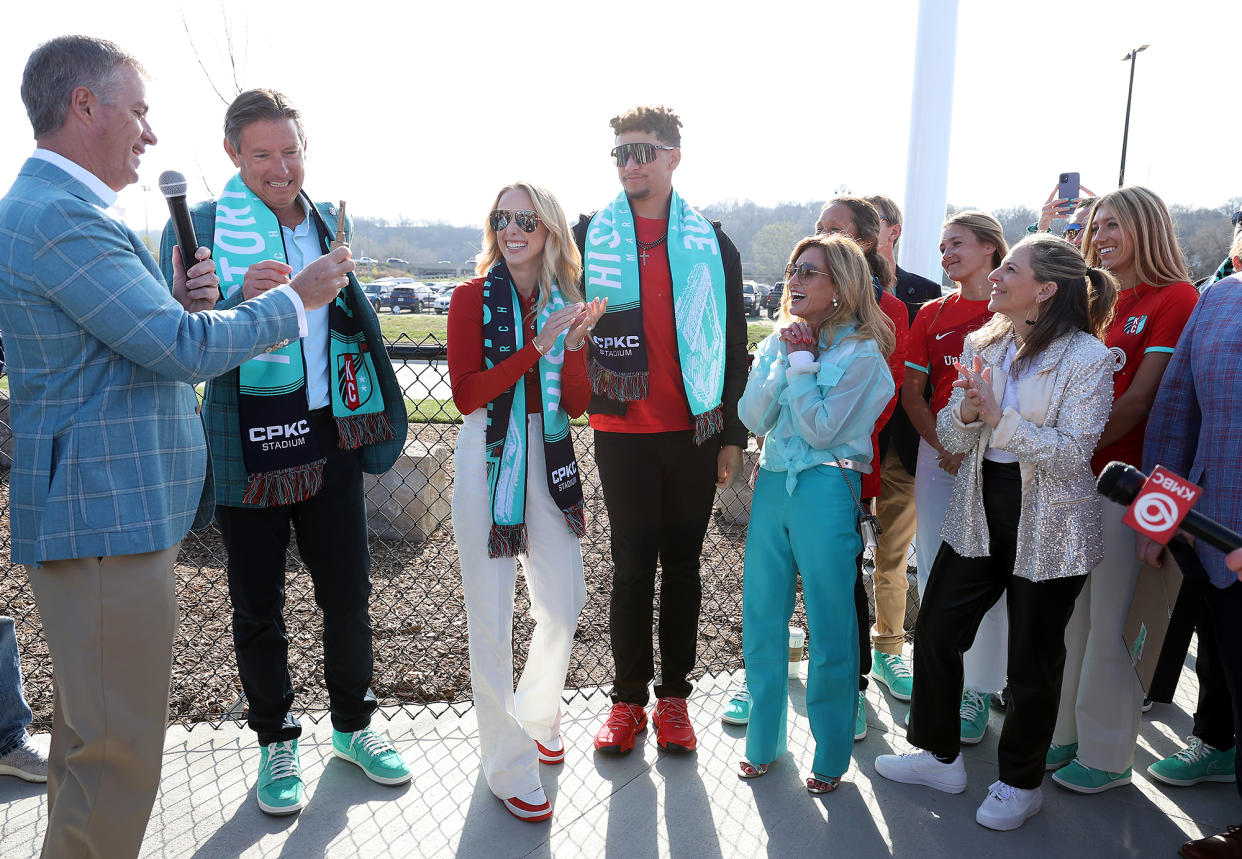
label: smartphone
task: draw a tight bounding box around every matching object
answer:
[1058,172,1081,202]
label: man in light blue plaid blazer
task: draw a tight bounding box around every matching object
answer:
[0,37,352,856]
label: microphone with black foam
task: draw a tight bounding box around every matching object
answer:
[158,169,198,276]
[1097,461,1242,554]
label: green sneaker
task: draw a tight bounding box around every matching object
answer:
[1052,759,1133,794]
[332,728,412,785]
[855,692,868,742]
[959,689,988,745]
[256,740,305,816]
[1147,738,1236,787]
[721,683,751,726]
[871,652,913,702]
[1046,742,1078,771]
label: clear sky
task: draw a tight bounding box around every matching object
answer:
[2,0,1237,240]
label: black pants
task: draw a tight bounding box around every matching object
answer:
[595,429,720,705]
[1201,574,1242,802]
[853,502,875,692]
[217,409,377,745]
[908,461,1087,789]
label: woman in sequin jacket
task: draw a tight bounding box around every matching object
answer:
[874,233,1117,832]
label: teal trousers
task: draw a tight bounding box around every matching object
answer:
[743,465,861,777]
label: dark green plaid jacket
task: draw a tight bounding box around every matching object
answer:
[159,199,407,508]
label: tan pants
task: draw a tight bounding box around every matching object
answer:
[872,446,916,655]
[26,545,180,859]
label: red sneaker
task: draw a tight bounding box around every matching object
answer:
[653,697,697,752]
[593,702,648,754]
[535,736,565,765]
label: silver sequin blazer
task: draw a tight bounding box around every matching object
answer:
[936,329,1114,582]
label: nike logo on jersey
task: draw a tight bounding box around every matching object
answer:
[935,331,955,340]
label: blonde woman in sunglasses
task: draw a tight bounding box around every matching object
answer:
[446,181,605,822]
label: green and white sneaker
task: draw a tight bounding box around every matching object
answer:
[855,692,868,742]
[1147,738,1236,787]
[871,652,913,702]
[959,688,989,745]
[721,683,751,726]
[256,739,305,816]
[1052,759,1133,794]
[1046,742,1078,771]
[332,727,412,785]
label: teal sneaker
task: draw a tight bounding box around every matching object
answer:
[1052,759,1133,794]
[870,652,913,701]
[855,692,868,742]
[959,689,988,745]
[256,739,305,816]
[721,683,751,726]
[332,727,412,785]
[1046,742,1078,771]
[1147,738,1236,787]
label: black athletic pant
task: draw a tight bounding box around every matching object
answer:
[217,408,377,745]
[907,460,1087,789]
[595,429,720,705]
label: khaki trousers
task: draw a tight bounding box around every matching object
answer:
[26,544,180,859]
[872,446,916,655]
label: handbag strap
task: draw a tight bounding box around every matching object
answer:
[832,459,883,537]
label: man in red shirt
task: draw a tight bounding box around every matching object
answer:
[574,106,748,755]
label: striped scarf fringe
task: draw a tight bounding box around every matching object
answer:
[242,459,326,506]
[563,500,586,538]
[693,405,724,446]
[589,360,649,402]
[487,523,529,559]
[336,412,395,451]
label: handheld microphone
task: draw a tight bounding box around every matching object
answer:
[1097,461,1242,554]
[158,170,198,276]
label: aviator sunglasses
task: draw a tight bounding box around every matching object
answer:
[1063,223,1084,240]
[785,262,831,282]
[610,142,677,167]
[489,209,541,233]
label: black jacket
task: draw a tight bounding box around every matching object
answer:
[882,265,943,475]
[573,206,749,449]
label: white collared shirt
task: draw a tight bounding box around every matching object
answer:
[280,200,331,409]
[31,148,119,209]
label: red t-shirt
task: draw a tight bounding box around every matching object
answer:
[589,214,693,434]
[447,277,590,417]
[1091,280,1198,474]
[864,290,909,499]
[906,292,994,414]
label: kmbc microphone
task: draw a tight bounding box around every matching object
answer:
[1097,461,1242,554]
[158,169,198,276]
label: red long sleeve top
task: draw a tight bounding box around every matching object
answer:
[447,276,590,417]
[863,290,910,500]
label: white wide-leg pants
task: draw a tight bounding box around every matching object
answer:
[452,411,587,798]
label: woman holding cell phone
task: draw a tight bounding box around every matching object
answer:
[447,181,605,822]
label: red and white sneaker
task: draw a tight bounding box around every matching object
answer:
[502,786,552,822]
[593,702,648,754]
[535,736,565,765]
[653,697,697,753]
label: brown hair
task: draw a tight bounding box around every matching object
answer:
[225,89,305,151]
[1080,186,1190,288]
[823,196,892,286]
[609,105,682,146]
[942,210,1007,271]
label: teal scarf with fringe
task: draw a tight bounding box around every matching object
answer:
[583,189,727,444]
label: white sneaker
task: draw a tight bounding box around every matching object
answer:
[975,780,1043,830]
[502,786,552,822]
[874,750,967,794]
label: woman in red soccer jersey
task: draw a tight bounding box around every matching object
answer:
[902,211,1008,746]
[1049,186,1198,794]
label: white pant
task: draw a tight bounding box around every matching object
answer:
[452,411,586,798]
[914,438,1009,694]
[1053,498,1145,771]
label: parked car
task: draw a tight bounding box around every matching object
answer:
[362,282,383,309]
[379,286,421,313]
[357,256,378,265]
[385,257,409,266]
[434,285,457,314]
[742,283,759,317]
[763,281,784,319]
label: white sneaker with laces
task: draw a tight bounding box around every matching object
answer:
[874,750,967,794]
[975,780,1043,830]
[0,734,48,783]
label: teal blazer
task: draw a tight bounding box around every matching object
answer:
[159,198,407,507]
[0,158,302,564]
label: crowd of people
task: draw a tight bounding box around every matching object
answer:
[2,34,1240,859]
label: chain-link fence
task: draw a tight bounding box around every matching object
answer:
[0,333,919,730]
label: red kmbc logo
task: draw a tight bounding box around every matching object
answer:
[1122,465,1203,545]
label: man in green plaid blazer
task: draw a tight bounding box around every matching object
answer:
[0,38,353,856]
[158,89,410,816]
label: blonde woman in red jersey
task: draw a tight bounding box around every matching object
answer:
[1049,186,1198,795]
[902,211,1008,746]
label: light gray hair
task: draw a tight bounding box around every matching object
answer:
[21,35,145,138]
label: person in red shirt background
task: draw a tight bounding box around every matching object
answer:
[902,211,1009,745]
[1050,186,1199,795]
[447,181,604,823]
